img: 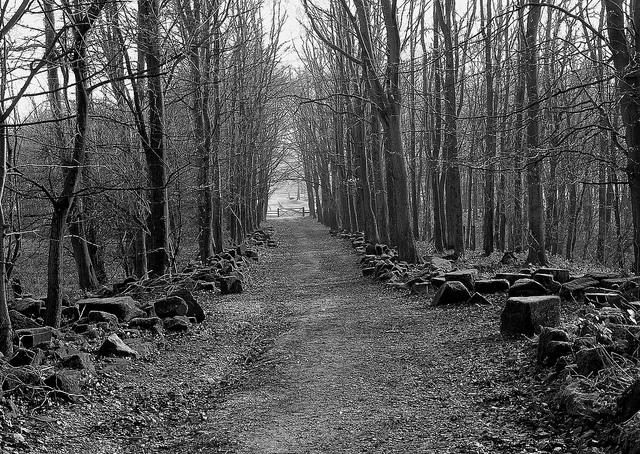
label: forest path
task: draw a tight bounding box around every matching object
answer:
[29,217,571,454]
[193,218,567,454]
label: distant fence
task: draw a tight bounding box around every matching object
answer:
[266,207,306,217]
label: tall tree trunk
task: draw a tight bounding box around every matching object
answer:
[524,0,547,265]
[140,0,169,276]
[435,0,464,257]
[482,0,495,255]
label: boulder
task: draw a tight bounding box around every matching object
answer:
[163,315,190,332]
[575,346,606,376]
[534,267,570,283]
[475,279,510,294]
[617,378,640,421]
[77,296,143,322]
[536,327,571,366]
[431,281,472,306]
[168,290,204,322]
[467,292,490,305]
[44,370,81,399]
[87,310,119,326]
[444,269,478,292]
[508,278,548,297]
[364,243,376,255]
[500,295,561,336]
[494,273,531,285]
[9,310,40,330]
[219,276,243,294]
[153,296,188,318]
[532,273,561,293]
[14,327,52,348]
[60,353,95,374]
[97,333,138,357]
[245,249,259,259]
[559,277,600,300]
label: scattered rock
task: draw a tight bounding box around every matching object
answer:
[410,282,430,295]
[558,379,601,417]
[534,267,571,283]
[60,353,95,374]
[575,346,606,376]
[97,333,138,357]
[153,296,188,318]
[44,370,81,399]
[532,273,561,293]
[77,296,143,322]
[537,327,571,366]
[584,292,623,308]
[168,289,205,323]
[9,310,40,330]
[508,278,548,297]
[9,348,44,367]
[560,277,600,300]
[163,316,190,332]
[617,378,640,421]
[10,298,43,317]
[467,292,490,305]
[431,281,472,306]
[430,276,446,288]
[15,327,53,348]
[475,279,510,293]
[494,273,531,285]
[500,295,561,336]
[219,276,243,294]
[195,281,217,291]
[129,317,163,334]
[444,269,478,292]
[86,310,119,326]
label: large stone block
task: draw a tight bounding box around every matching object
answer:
[77,296,143,322]
[500,295,561,336]
[431,281,471,306]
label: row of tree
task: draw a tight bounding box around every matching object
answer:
[0,0,289,354]
[295,0,640,274]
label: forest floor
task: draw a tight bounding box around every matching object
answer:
[15,218,596,453]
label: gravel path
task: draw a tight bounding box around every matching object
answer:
[26,217,579,453]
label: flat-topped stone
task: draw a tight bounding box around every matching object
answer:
[500,295,561,336]
[534,268,571,283]
[508,278,547,297]
[444,269,478,292]
[495,273,531,285]
[584,292,623,308]
[560,277,600,300]
[475,279,510,294]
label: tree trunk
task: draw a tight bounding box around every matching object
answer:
[524,0,547,265]
[140,0,169,276]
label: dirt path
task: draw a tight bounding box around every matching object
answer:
[187,218,570,453]
[28,218,575,454]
